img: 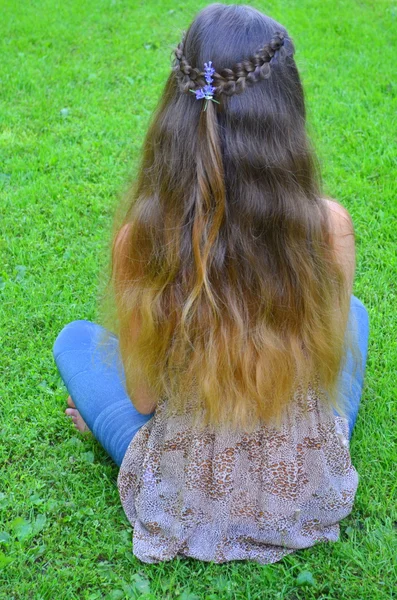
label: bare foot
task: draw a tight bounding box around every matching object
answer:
[65,396,91,434]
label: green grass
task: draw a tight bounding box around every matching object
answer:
[1,0,396,598]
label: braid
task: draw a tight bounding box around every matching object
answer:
[173,33,207,93]
[173,31,286,98]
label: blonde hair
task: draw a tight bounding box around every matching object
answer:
[100,4,359,433]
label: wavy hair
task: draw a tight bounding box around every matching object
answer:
[104,3,357,432]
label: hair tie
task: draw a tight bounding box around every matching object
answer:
[189,61,220,111]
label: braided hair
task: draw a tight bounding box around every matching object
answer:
[173,31,286,99]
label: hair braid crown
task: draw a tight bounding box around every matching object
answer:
[173,31,286,97]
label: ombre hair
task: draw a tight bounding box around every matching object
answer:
[104,3,359,432]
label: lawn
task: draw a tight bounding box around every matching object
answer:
[0,0,396,598]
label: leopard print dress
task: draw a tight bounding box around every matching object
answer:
[117,386,358,564]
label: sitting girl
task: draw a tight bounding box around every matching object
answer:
[53,3,369,565]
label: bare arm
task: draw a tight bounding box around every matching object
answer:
[323,198,356,297]
[114,223,159,415]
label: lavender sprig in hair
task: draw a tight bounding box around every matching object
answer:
[190,61,220,110]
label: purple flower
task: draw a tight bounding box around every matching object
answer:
[194,88,206,100]
[204,60,215,84]
[189,61,220,109]
[203,84,215,97]
[190,83,215,100]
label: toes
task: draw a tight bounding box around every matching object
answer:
[65,412,78,424]
[67,396,76,408]
[64,405,91,434]
[65,408,78,417]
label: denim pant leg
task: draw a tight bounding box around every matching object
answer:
[335,295,370,439]
[53,320,155,467]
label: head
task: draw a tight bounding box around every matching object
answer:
[107,4,356,432]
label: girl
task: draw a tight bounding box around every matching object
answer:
[53,3,369,565]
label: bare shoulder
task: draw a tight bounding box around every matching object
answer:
[321,197,355,237]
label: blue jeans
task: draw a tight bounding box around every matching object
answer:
[52,295,369,467]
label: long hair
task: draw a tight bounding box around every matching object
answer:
[104,3,358,432]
